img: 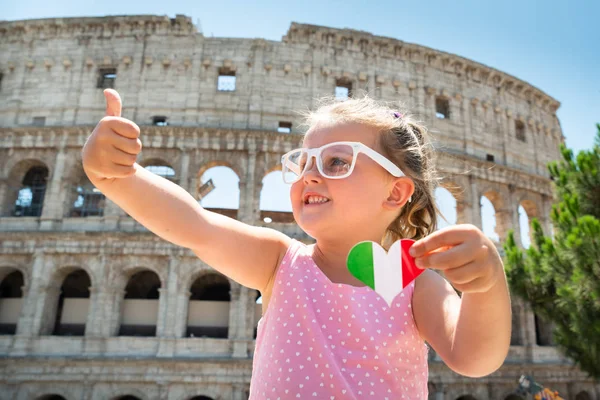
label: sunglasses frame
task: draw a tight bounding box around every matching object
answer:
[281,141,406,184]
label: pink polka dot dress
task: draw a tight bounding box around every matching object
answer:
[250,240,429,399]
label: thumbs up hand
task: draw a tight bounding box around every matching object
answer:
[82,89,142,183]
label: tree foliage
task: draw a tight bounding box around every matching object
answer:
[504,124,600,379]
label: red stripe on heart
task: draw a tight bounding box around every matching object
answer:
[401,239,423,289]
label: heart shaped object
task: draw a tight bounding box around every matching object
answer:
[347,239,423,306]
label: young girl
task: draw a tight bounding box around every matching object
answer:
[82,89,512,399]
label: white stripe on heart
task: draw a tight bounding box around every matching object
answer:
[373,241,403,306]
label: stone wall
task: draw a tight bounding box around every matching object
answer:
[0,14,596,400]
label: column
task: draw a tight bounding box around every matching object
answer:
[451,94,462,125]
[106,287,126,337]
[173,290,191,338]
[155,288,169,337]
[424,87,436,118]
[157,256,180,338]
[468,176,482,229]
[232,384,250,400]
[14,250,49,336]
[0,178,11,216]
[462,96,475,155]
[539,194,553,237]
[505,112,516,167]
[84,287,101,337]
[434,384,445,400]
[523,302,538,360]
[494,206,516,245]
[40,146,67,229]
[240,145,259,224]
[510,296,527,346]
[178,150,190,192]
[229,283,251,358]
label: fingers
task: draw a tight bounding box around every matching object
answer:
[415,240,487,270]
[110,132,142,155]
[410,224,479,258]
[104,89,122,117]
[110,145,139,166]
[101,116,140,140]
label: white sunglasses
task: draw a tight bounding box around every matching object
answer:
[280,141,406,184]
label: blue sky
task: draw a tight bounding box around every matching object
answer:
[5,0,598,246]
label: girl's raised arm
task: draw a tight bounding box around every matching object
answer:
[82,89,291,292]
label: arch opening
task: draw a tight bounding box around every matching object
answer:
[52,269,91,336]
[187,273,231,338]
[259,170,293,223]
[435,186,457,230]
[119,270,161,336]
[13,166,48,217]
[534,313,554,346]
[0,269,25,334]
[575,391,593,400]
[198,166,240,220]
[480,195,499,242]
[36,395,67,400]
[70,178,105,217]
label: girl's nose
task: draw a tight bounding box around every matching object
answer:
[303,156,323,183]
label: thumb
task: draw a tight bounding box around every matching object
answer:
[104,89,122,117]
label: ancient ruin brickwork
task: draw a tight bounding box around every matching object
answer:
[0,14,597,400]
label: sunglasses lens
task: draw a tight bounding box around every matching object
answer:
[319,144,354,178]
[282,149,307,183]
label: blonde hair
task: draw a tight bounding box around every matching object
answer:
[301,94,445,248]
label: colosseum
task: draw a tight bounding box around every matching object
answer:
[0,13,597,400]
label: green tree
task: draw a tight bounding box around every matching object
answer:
[504,124,600,379]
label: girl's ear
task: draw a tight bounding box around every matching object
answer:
[382,177,414,211]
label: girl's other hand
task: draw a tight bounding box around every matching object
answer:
[409,224,504,294]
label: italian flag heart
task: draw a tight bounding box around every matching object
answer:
[347,239,423,306]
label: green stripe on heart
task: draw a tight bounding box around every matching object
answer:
[347,239,423,306]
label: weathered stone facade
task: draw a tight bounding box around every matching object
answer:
[0,14,597,400]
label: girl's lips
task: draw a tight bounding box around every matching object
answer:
[303,192,331,204]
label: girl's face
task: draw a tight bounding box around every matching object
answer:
[290,122,403,242]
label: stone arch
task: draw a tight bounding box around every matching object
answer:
[197,160,243,184]
[187,272,231,338]
[196,162,241,219]
[118,268,162,336]
[65,167,105,218]
[0,268,25,334]
[112,396,144,400]
[188,396,215,400]
[140,157,178,182]
[36,395,68,400]
[119,264,167,292]
[51,268,92,336]
[575,391,593,400]
[480,189,505,242]
[3,159,50,217]
[259,165,293,224]
[534,312,554,346]
[435,186,457,230]
[253,289,263,339]
[517,198,539,249]
[107,387,148,400]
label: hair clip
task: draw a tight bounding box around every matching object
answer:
[393,112,403,119]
